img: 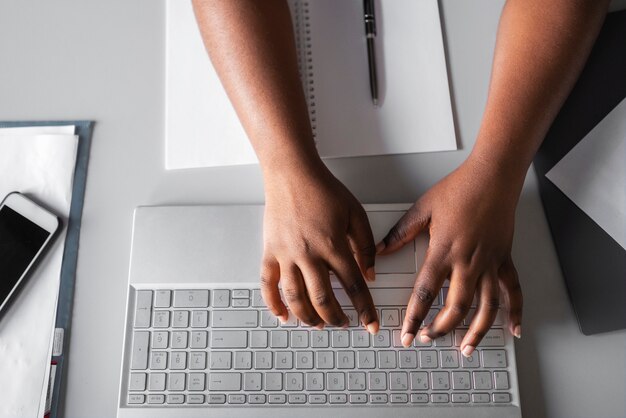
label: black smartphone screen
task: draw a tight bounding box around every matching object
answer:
[0,205,51,302]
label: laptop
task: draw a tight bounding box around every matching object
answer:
[117,204,521,418]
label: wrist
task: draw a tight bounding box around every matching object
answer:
[261,150,330,193]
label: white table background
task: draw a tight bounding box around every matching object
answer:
[1,1,625,417]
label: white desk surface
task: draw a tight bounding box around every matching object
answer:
[1,1,625,417]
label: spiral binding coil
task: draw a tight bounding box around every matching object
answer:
[291,0,317,140]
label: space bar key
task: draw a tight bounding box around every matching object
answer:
[335,288,412,307]
[211,310,258,328]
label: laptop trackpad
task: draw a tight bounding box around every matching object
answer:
[367,211,417,274]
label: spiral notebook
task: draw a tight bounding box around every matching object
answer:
[165,0,456,169]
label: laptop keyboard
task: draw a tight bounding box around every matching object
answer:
[125,285,514,407]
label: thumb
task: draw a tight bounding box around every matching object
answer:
[377,202,429,255]
[347,206,377,282]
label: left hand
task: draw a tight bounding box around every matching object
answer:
[377,155,523,356]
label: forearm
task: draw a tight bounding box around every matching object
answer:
[192,0,324,180]
[471,0,610,192]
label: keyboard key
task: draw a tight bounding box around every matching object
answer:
[306,372,324,390]
[434,333,452,347]
[130,332,149,369]
[188,394,205,404]
[168,373,186,391]
[171,331,188,349]
[148,373,166,391]
[249,394,266,404]
[265,372,283,390]
[311,330,329,348]
[316,351,334,369]
[390,372,408,390]
[250,330,268,348]
[154,290,171,308]
[270,331,288,348]
[189,373,205,391]
[335,288,413,307]
[452,393,470,403]
[452,371,471,390]
[381,309,400,327]
[128,394,144,404]
[269,394,286,404]
[207,394,226,404]
[431,371,450,390]
[209,351,232,369]
[373,330,391,347]
[296,351,314,369]
[482,350,507,368]
[285,372,304,391]
[147,394,164,404]
[212,310,258,328]
[440,350,459,368]
[212,290,230,308]
[211,330,247,348]
[255,352,272,369]
[352,330,370,348]
[337,351,355,369]
[232,289,250,299]
[260,310,278,328]
[391,393,408,403]
[330,393,348,404]
[190,331,208,349]
[234,351,252,370]
[134,290,152,328]
[350,394,367,404]
[494,371,510,389]
[150,352,167,370]
[472,393,490,403]
[461,352,480,368]
[288,394,306,404]
[173,290,209,308]
[419,350,438,368]
[191,310,208,328]
[170,351,187,370]
[473,371,493,389]
[431,393,450,403]
[410,393,429,403]
[357,351,375,369]
[332,330,349,348]
[309,394,327,404]
[166,394,184,404]
[455,329,505,347]
[291,330,309,348]
[209,373,242,391]
[152,331,168,349]
[493,393,512,403]
[399,350,417,368]
[410,371,429,390]
[348,372,366,390]
[244,372,262,391]
[233,298,250,308]
[129,373,146,391]
[281,313,299,328]
[327,372,346,390]
[344,310,359,327]
[275,351,293,369]
[378,351,397,369]
[189,351,206,369]
[369,372,387,390]
[172,310,189,327]
[153,311,170,328]
[370,393,388,404]
[251,289,265,307]
[228,394,246,404]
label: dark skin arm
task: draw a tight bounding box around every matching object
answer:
[192,0,379,333]
[379,0,610,355]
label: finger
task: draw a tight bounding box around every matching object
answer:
[280,263,324,328]
[499,257,523,338]
[401,246,450,347]
[327,243,379,334]
[347,205,376,282]
[421,264,479,343]
[460,270,500,357]
[377,201,429,255]
[299,260,348,327]
[259,255,288,322]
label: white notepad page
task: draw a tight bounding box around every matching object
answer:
[165,0,456,169]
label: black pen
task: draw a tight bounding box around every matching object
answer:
[363,0,378,105]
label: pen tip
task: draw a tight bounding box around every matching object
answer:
[373,99,378,106]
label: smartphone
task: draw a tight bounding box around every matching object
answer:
[0,192,60,313]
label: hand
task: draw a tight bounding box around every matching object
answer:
[260,163,379,333]
[378,156,523,356]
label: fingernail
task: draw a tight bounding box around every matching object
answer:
[462,345,475,357]
[278,314,288,324]
[314,322,325,330]
[366,266,376,282]
[513,325,522,339]
[366,321,379,335]
[375,241,386,254]
[420,333,432,344]
[401,333,414,348]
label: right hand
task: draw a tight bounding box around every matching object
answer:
[260,163,379,333]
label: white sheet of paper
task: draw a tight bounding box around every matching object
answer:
[165,0,456,169]
[0,127,78,418]
[546,98,626,250]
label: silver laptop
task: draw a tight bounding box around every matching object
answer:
[117,204,521,418]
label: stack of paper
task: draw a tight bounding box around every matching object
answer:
[0,126,78,418]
